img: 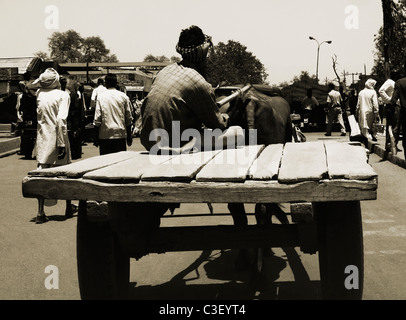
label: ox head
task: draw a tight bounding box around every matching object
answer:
[215,86,251,129]
[218,85,292,145]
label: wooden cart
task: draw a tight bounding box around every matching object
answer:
[22,141,378,300]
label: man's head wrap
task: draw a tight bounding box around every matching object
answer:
[32,68,60,89]
[176,26,213,64]
[365,78,377,90]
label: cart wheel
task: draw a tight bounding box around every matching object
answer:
[314,201,363,300]
[76,200,130,300]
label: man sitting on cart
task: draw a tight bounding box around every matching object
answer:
[140,25,244,154]
[121,25,244,259]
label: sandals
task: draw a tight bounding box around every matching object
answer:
[35,214,49,224]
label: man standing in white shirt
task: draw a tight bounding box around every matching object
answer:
[93,73,133,155]
[90,78,107,111]
[325,83,346,136]
[379,71,401,152]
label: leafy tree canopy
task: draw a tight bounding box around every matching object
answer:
[143,54,180,63]
[46,29,118,63]
[206,40,268,86]
[372,0,406,79]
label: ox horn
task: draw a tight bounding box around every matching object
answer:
[216,84,252,107]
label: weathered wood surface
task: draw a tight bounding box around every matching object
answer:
[28,151,140,178]
[196,145,264,182]
[22,177,378,203]
[324,141,378,180]
[83,153,172,182]
[278,141,328,183]
[141,150,221,182]
[248,144,283,180]
[22,142,378,203]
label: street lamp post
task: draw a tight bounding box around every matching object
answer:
[309,36,332,81]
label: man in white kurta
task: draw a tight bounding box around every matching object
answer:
[356,78,380,142]
[35,85,71,166]
[31,68,75,223]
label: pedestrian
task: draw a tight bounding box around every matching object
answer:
[31,68,77,224]
[339,86,350,132]
[76,83,87,146]
[90,78,107,111]
[14,83,24,133]
[18,71,38,159]
[141,25,243,153]
[301,88,319,129]
[348,89,358,115]
[60,76,83,160]
[390,62,406,160]
[355,78,380,145]
[325,83,346,136]
[93,73,133,155]
[379,71,401,153]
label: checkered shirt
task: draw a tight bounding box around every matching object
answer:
[140,63,228,150]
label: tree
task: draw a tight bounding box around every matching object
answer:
[143,54,170,62]
[372,0,406,79]
[48,30,83,63]
[170,56,181,63]
[332,54,342,84]
[143,54,180,63]
[206,40,268,86]
[33,51,49,60]
[47,29,118,63]
[82,36,116,63]
[292,70,317,84]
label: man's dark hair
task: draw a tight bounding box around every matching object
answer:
[105,73,118,88]
[97,78,104,85]
[178,25,205,48]
[23,71,31,81]
[391,70,400,81]
[60,76,67,91]
[328,83,335,90]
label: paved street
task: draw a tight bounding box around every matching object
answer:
[1,132,406,300]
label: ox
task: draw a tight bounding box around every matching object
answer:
[217,84,293,271]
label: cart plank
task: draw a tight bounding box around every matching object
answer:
[141,150,221,182]
[248,144,283,180]
[83,153,173,182]
[325,141,377,180]
[22,177,378,203]
[28,151,140,178]
[21,144,379,204]
[278,141,327,183]
[195,145,264,182]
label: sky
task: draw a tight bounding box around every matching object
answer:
[0,0,383,86]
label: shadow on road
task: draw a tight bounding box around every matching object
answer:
[128,247,321,300]
[29,214,77,223]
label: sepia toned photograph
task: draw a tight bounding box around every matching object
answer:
[0,0,405,306]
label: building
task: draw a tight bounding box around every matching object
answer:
[59,61,170,94]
